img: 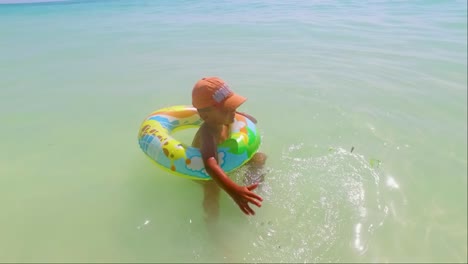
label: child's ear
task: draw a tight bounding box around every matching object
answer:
[198,110,209,120]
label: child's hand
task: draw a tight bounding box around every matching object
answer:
[228,183,263,215]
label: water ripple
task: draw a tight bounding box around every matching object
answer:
[243,144,395,263]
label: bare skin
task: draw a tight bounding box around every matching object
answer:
[192,107,267,223]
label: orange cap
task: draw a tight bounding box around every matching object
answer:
[192,77,246,111]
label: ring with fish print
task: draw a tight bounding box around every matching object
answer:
[138,105,261,180]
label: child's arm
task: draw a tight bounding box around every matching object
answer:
[200,128,263,215]
[204,157,262,215]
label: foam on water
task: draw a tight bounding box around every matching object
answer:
[203,143,406,263]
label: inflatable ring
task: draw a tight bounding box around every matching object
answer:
[138,105,261,180]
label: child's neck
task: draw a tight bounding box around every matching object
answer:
[206,123,227,134]
[205,122,230,142]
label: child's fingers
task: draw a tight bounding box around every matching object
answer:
[239,203,254,215]
[246,188,263,202]
[248,197,262,207]
[245,204,255,215]
[247,183,259,191]
[240,205,250,215]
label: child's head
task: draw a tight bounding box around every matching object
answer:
[192,77,246,124]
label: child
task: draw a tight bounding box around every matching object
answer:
[191,77,267,223]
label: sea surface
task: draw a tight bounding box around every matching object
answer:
[0,0,467,262]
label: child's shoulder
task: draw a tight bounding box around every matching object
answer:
[192,123,214,147]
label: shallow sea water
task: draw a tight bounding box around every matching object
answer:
[0,0,466,262]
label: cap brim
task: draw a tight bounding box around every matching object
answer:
[223,93,247,111]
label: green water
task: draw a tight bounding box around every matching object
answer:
[0,0,466,262]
